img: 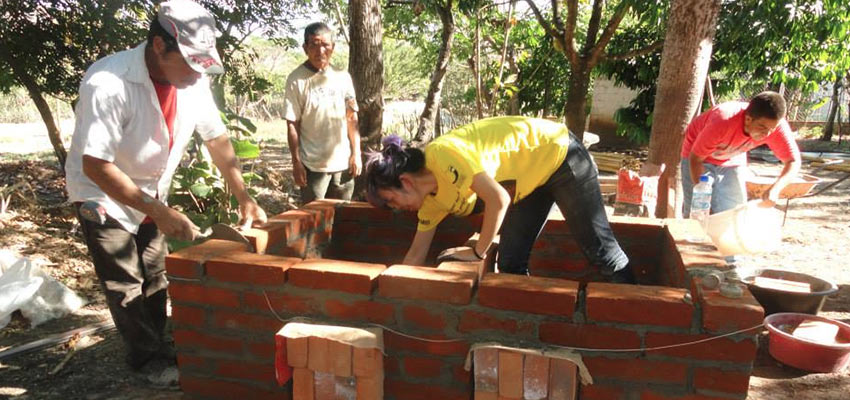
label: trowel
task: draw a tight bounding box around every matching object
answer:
[194,222,254,252]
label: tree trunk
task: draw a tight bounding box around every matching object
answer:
[349,0,384,140]
[564,63,591,139]
[414,0,454,144]
[821,78,841,141]
[474,9,484,119]
[646,0,721,218]
[0,45,67,167]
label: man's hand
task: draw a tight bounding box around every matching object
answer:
[761,183,781,206]
[293,163,307,187]
[349,153,362,177]
[436,246,482,263]
[239,197,268,228]
[150,205,200,241]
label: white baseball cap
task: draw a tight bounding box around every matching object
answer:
[157,0,224,74]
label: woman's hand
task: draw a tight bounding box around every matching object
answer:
[437,246,482,263]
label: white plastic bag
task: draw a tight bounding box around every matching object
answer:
[0,250,86,328]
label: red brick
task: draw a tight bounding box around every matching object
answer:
[302,199,341,223]
[168,281,240,308]
[539,322,641,350]
[179,375,287,400]
[639,391,719,400]
[356,375,384,400]
[244,291,319,316]
[458,310,535,338]
[242,222,288,255]
[166,239,251,278]
[498,351,523,398]
[528,255,590,273]
[206,251,299,285]
[251,339,276,360]
[335,201,393,222]
[293,368,314,400]
[437,260,482,276]
[585,282,694,327]
[478,273,578,316]
[308,336,331,372]
[583,357,687,383]
[452,363,471,383]
[699,289,764,333]
[474,347,498,392]
[173,329,243,354]
[694,367,752,394]
[328,340,352,377]
[176,354,208,370]
[402,305,447,331]
[288,259,385,294]
[644,332,758,362]
[333,241,398,262]
[314,371,335,400]
[384,379,469,400]
[324,299,395,325]
[523,354,549,400]
[286,336,309,368]
[474,392,498,400]
[549,359,578,400]
[402,356,443,378]
[334,375,357,399]
[215,360,275,382]
[353,347,383,377]
[384,330,469,357]
[171,304,206,327]
[212,310,282,332]
[579,383,623,400]
[280,237,308,258]
[378,265,476,304]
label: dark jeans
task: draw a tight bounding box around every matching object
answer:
[301,166,355,203]
[497,134,630,279]
[76,204,169,369]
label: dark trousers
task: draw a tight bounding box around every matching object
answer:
[76,205,168,369]
[301,166,355,203]
[497,134,630,278]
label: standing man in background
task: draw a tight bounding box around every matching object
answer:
[681,91,801,217]
[65,0,267,385]
[283,22,361,203]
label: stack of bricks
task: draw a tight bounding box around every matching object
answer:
[165,200,764,400]
[472,347,578,400]
[280,333,383,400]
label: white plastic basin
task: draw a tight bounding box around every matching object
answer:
[706,200,782,255]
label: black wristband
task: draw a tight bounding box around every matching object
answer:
[472,246,484,260]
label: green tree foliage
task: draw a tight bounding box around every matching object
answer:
[0,0,304,166]
[601,0,850,143]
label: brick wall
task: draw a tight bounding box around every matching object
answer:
[165,200,764,400]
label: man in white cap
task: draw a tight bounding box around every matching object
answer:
[65,0,267,384]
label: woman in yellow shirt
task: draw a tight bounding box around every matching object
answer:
[364,116,632,283]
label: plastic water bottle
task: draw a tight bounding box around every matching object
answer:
[690,174,712,233]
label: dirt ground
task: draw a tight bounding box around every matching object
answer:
[0,136,848,399]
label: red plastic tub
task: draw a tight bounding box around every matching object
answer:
[764,313,850,373]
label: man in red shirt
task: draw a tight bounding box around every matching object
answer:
[681,91,801,217]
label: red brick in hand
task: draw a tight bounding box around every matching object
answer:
[166,239,250,278]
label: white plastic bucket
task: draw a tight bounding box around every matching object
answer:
[706,200,783,255]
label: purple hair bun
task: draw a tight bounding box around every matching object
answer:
[382,134,404,149]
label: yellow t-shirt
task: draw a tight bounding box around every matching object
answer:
[417,116,571,231]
